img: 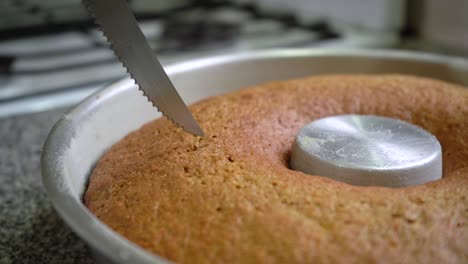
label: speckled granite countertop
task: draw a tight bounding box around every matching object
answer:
[0,108,94,264]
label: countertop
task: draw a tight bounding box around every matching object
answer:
[0,108,94,264]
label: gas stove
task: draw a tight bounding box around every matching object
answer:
[0,0,399,118]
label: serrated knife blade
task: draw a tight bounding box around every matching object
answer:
[83,0,204,136]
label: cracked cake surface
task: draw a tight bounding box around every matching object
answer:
[85,75,468,263]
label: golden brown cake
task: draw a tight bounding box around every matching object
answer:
[85,74,468,263]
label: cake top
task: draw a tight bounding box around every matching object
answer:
[85,74,468,263]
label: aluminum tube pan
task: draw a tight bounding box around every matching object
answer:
[41,49,468,264]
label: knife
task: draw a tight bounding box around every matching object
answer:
[83,0,204,136]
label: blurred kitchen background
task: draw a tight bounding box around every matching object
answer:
[0,0,467,118]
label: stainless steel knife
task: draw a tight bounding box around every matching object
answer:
[83,0,204,136]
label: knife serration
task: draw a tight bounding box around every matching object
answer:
[83,0,204,136]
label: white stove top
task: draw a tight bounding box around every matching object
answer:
[0,4,398,118]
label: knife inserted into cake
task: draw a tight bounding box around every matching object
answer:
[83,0,204,136]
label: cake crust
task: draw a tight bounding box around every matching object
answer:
[85,75,468,263]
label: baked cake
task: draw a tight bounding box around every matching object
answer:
[85,75,468,263]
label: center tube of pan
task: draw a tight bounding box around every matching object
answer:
[290,115,442,187]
